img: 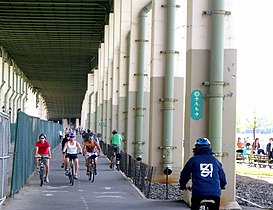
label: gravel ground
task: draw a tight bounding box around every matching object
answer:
[148,174,273,209]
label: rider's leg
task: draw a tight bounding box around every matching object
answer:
[45,160,49,177]
[34,156,39,168]
[87,157,91,171]
[64,157,69,170]
[74,158,79,174]
[61,153,65,165]
[190,196,202,210]
[94,158,97,168]
[94,158,97,175]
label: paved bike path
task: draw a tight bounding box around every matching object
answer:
[0,137,188,210]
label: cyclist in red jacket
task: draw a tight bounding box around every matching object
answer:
[34,133,51,183]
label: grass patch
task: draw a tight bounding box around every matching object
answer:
[236,165,273,176]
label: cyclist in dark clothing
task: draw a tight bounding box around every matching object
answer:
[61,133,70,168]
[179,138,227,210]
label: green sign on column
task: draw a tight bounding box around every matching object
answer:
[190,90,203,120]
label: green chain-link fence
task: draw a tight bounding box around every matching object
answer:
[10,110,62,196]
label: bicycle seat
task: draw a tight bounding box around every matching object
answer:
[200,199,215,205]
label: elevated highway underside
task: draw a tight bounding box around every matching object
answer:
[0,0,112,121]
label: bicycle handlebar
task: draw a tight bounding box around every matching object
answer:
[180,185,226,191]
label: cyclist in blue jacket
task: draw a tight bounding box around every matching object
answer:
[179,137,227,210]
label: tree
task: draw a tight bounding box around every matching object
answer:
[245,110,265,140]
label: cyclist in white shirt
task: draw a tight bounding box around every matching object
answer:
[63,132,82,179]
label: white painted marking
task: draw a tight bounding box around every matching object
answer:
[42,190,69,193]
[45,186,68,190]
[95,195,125,198]
[93,192,126,194]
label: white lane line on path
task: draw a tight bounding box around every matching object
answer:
[80,196,89,210]
[93,192,126,194]
[45,186,69,190]
[94,195,125,199]
[44,194,54,197]
[42,190,69,193]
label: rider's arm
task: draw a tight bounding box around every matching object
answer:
[218,161,227,189]
[35,146,39,156]
[63,142,68,153]
[82,142,86,155]
[48,147,52,159]
[76,142,82,153]
[95,141,102,156]
[179,158,194,190]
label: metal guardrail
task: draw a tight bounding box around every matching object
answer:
[100,141,154,198]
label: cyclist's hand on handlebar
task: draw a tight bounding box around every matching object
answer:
[179,185,191,191]
[179,185,186,190]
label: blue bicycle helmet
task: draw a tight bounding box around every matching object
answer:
[195,137,211,147]
[69,132,75,138]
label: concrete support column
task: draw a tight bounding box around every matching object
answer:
[9,64,16,121]
[0,47,7,93]
[16,76,23,112]
[25,84,37,118]
[20,78,27,112]
[76,118,80,130]
[12,70,19,123]
[0,51,9,112]
[97,45,104,136]
[107,14,114,140]
[112,0,121,134]
[149,0,185,178]
[127,0,151,159]
[62,119,69,128]
[118,0,132,153]
[22,80,28,112]
[103,26,109,143]
[91,69,99,133]
[89,74,94,130]
[185,0,238,208]
[3,62,11,114]
[81,94,88,129]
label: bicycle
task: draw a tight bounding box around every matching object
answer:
[199,199,215,210]
[110,146,121,171]
[37,156,48,187]
[67,157,75,186]
[66,152,81,185]
[88,153,97,182]
[182,186,217,210]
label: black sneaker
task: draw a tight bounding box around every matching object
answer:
[86,170,90,175]
[95,169,97,175]
[109,164,112,169]
[61,163,64,168]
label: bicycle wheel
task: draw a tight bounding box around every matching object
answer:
[111,156,115,171]
[70,162,74,186]
[116,161,120,171]
[90,162,95,182]
[39,166,44,187]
